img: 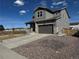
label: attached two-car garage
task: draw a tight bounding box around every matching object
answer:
[38,24,54,34]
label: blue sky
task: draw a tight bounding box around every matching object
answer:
[0,0,79,29]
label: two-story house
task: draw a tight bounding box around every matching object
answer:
[26,7,70,34]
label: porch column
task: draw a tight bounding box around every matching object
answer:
[30,24,33,32]
[35,23,38,33]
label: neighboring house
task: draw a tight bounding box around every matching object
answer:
[5,28,26,31]
[12,28,27,31]
[26,7,70,34]
[70,22,79,30]
[5,29,13,31]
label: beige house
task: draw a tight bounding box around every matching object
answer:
[26,6,70,34]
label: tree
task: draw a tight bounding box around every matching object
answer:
[0,25,5,31]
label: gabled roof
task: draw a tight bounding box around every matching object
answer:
[34,6,61,13]
[33,6,70,18]
[25,6,70,24]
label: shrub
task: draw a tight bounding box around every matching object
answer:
[72,30,79,37]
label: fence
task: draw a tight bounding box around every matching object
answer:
[63,28,78,36]
[0,31,27,36]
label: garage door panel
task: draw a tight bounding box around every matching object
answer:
[38,25,53,34]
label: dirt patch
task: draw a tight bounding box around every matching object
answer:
[0,34,25,41]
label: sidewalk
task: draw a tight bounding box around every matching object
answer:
[0,44,27,59]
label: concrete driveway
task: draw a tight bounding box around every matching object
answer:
[0,43,27,59]
[0,33,52,59]
[2,33,51,49]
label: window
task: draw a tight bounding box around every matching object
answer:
[40,11,42,16]
[37,11,43,17]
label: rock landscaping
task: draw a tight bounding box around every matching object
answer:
[12,35,79,59]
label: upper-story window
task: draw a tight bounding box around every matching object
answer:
[37,11,43,17]
[40,11,42,16]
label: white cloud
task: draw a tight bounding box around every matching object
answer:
[62,1,67,6]
[19,10,26,15]
[50,6,54,8]
[52,1,67,6]
[14,0,24,6]
[40,1,47,7]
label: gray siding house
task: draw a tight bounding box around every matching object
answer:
[26,7,70,34]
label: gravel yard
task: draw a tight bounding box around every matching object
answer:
[12,35,79,59]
